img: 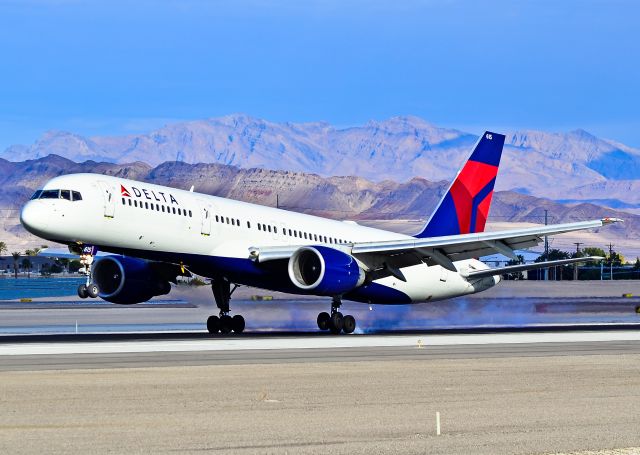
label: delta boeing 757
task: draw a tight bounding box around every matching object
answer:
[20,132,618,334]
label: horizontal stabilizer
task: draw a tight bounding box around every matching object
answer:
[467,256,604,279]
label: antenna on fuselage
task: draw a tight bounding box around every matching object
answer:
[189,185,194,192]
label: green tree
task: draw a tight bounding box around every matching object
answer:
[582,247,606,258]
[11,251,21,278]
[0,241,7,256]
[504,254,525,280]
[21,258,32,278]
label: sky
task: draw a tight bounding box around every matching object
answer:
[0,0,639,149]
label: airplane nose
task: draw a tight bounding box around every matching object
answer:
[20,201,49,234]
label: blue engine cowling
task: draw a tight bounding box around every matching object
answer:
[92,256,171,304]
[287,246,365,296]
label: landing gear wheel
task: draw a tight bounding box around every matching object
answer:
[207,315,220,334]
[232,315,245,334]
[219,314,233,334]
[317,312,331,330]
[342,315,356,334]
[77,284,88,299]
[329,312,344,334]
[87,283,99,298]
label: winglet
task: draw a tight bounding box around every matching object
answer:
[602,217,624,225]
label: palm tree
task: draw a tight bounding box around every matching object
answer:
[11,251,21,279]
[21,257,32,278]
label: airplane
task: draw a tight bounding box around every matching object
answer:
[20,132,619,334]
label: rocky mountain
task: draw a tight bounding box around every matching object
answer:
[4,115,640,205]
[0,156,634,254]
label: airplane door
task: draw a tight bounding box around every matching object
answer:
[98,181,115,218]
[200,203,212,236]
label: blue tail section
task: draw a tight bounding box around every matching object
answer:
[415,132,506,238]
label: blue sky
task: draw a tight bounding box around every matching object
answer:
[0,0,638,149]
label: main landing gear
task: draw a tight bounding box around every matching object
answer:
[317,297,356,334]
[206,277,245,335]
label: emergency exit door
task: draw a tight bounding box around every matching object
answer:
[98,181,115,218]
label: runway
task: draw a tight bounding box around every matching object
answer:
[2,282,640,453]
[2,328,640,371]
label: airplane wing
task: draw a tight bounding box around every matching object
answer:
[466,256,604,279]
[251,218,621,278]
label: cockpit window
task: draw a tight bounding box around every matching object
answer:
[40,189,60,199]
[32,189,83,201]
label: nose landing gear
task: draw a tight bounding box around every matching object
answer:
[317,297,356,334]
[206,277,245,335]
[77,247,100,299]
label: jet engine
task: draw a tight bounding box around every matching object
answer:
[288,246,365,295]
[92,256,171,304]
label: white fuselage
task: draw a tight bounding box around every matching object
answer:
[20,173,499,304]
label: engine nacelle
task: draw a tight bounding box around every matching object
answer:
[288,246,365,296]
[92,256,171,304]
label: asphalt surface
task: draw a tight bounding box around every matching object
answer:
[1,346,639,454]
[2,281,640,453]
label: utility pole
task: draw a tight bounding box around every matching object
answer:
[608,243,614,281]
[544,209,549,281]
[573,242,582,280]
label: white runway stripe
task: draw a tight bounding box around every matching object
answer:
[1,331,640,356]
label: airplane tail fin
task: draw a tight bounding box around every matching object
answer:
[415,131,506,238]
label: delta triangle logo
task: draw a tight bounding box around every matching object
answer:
[121,185,131,197]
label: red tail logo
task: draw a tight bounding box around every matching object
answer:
[121,185,131,197]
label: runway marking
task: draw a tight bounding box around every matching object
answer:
[2,331,640,356]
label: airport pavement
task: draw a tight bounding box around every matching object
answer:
[1,332,640,454]
[2,281,640,453]
[1,348,640,454]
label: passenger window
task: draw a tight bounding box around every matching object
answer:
[304,233,308,240]
[178,208,182,215]
[267,225,272,233]
[72,191,82,201]
[189,210,192,217]
[162,206,165,213]
[313,234,317,241]
[60,190,71,200]
[128,199,132,206]
[258,224,262,231]
[122,198,126,205]
[145,202,149,209]
[236,219,240,226]
[172,207,176,214]
[247,221,251,228]
[274,227,278,234]
[133,200,137,207]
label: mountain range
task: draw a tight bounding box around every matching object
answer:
[3,115,640,207]
[0,155,634,255]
